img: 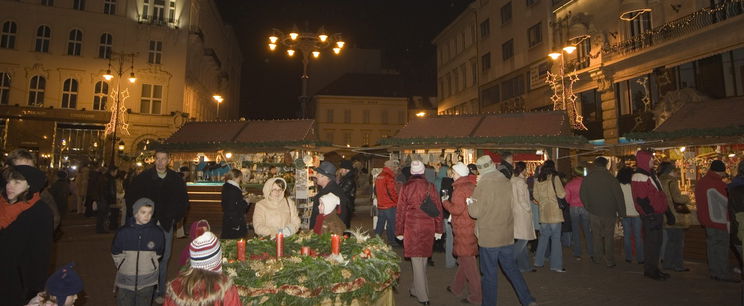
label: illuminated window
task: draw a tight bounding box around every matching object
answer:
[1,21,17,49]
[34,25,51,53]
[103,0,116,15]
[148,40,162,64]
[99,33,112,59]
[28,76,46,106]
[140,84,163,114]
[93,81,109,110]
[67,29,83,56]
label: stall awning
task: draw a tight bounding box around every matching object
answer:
[625,98,744,146]
[157,119,326,152]
[380,111,589,149]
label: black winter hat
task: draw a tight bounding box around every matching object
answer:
[46,263,83,306]
[340,160,353,170]
[12,165,47,194]
[710,160,726,172]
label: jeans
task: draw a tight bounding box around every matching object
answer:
[663,228,685,270]
[531,202,540,231]
[116,286,154,306]
[156,224,174,297]
[445,222,456,268]
[622,217,644,262]
[480,244,535,306]
[374,207,397,244]
[570,206,593,257]
[534,223,563,270]
[641,214,663,276]
[514,239,531,272]
[706,227,731,278]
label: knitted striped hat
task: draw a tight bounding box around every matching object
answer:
[189,231,222,272]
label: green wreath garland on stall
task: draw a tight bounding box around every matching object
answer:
[220,230,400,305]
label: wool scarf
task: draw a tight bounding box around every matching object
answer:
[0,192,42,229]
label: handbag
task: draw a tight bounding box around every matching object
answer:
[667,181,691,214]
[419,188,440,218]
[551,176,569,210]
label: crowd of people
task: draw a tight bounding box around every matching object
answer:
[373,150,744,305]
[3,146,744,305]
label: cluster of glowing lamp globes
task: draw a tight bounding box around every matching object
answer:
[548,45,577,60]
[102,69,136,83]
[267,31,345,58]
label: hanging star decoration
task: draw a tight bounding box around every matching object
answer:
[546,69,587,130]
[105,88,131,136]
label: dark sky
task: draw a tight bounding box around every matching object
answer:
[217,0,473,119]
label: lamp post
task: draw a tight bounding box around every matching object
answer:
[267,26,345,118]
[212,95,224,119]
[546,45,587,130]
[102,52,137,167]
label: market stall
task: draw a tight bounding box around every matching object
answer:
[625,97,744,261]
[379,111,591,174]
[157,119,329,232]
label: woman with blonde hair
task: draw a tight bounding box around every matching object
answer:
[220,169,249,239]
[253,177,300,237]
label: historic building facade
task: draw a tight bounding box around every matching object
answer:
[434,0,744,142]
[0,0,242,167]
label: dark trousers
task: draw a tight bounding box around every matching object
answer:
[84,197,96,217]
[642,213,664,276]
[96,200,110,232]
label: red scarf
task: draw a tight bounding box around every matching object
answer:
[0,193,41,229]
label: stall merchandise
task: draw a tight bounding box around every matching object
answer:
[220,230,399,305]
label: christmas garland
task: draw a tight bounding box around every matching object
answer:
[221,230,400,305]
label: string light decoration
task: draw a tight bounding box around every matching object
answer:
[105,87,130,136]
[546,65,587,130]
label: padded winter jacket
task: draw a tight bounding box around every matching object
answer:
[112,219,165,291]
[375,167,399,210]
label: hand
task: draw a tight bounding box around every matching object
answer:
[465,198,475,206]
[396,235,404,240]
[434,233,442,240]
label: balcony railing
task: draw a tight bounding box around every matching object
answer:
[138,15,176,26]
[602,1,744,59]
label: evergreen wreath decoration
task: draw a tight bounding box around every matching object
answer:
[220,230,400,305]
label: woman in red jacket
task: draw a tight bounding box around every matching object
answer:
[442,162,480,304]
[396,160,443,306]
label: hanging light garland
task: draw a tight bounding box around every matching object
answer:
[105,88,131,136]
[546,69,587,130]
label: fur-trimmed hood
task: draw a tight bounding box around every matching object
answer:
[165,274,238,306]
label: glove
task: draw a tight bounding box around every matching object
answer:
[636,197,655,214]
[466,198,475,206]
[664,210,676,226]
[434,233,442,240]
[396,235,404,240]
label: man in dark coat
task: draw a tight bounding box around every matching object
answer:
[338,160,356,227]
[124,150,189,302]
[579,157,626,267]
[309,161,350,231]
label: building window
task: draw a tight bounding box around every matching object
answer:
[502,39,514,60]
[361,131,370,146]
[398,110,405,124]
[73,0,85,10]
[1,21,17,49]
[479,18,490,39]
[453,67,460,93]
[629,11,652,49]
[501,2,512,25]
[61,78,78,109]
[576,38,591,69]
[140,84,163,114]
[481,84,500,106]
[93,81,109,110]
[527,22,542,48]
[501,74,525,100]
[67,29,83,56]
[103,0,116,15]
[169,0,176,23]
[325,130,334,143]
[362,110,370,124]
[99,33,112,59]
[35,25,51,53]
[380,130,391,138]
[41,0,53,6]
[343,109,351,123]
[153,0,166,22]
[481,53,491,72]
[326,109,334,123]
[28,76,45,106]
[342,131,352,145]
[148,40,162,64]
[0,72,10,105]
[381,110,389,124]
[470,57,477,86]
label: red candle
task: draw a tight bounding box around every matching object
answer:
[300,246,310,256]
[276,232,284,258]
[236,239,246,262]
[331,234,340,255]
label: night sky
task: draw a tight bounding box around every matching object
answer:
[217,0,473,119]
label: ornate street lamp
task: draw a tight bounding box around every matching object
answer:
[546,45,587,130]
[102,52,137,167]
[267,26,345,118]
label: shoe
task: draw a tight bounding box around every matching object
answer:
[711,276,741,283]
[154,296,165,304]
[418,301,430,305]
[550,268,567,273]
[446,285,458,296]
[644,273,666,281]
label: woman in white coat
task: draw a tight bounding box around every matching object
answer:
[512,162,536,272]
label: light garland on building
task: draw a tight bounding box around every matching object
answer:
[546,69,587,130]
[105,88,130,136]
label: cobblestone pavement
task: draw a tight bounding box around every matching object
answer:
[53,209,742,305]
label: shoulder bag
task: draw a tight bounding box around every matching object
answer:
[419,187,440,218]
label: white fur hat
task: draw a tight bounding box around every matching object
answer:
[452,162,469,177]
[320,193,340,216]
